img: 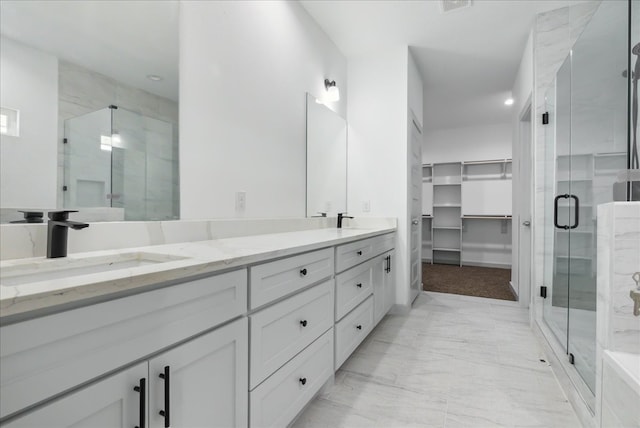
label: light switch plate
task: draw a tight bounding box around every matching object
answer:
[362,200,371,212]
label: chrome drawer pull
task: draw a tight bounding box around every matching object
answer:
[299,377,307,385]
[300,268,308,276]
[300,320,308,327]
[356,283,362,288]
[356,325,362,330]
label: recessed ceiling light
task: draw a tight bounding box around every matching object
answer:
[504,98,514,106]
[147,74,163,82]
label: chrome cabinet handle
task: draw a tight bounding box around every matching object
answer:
[522,221,531,227]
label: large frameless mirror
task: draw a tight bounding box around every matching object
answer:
[305,93,347,217]
[0,1,179,222]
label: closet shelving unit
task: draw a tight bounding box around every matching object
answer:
[460,159,513,268]
[422,159,514,268]
[422,164,433,262]
[431,162,462,266]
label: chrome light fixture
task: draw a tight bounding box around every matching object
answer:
[324,79,340,102]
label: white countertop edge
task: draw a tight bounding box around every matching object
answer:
[0,227,395,320]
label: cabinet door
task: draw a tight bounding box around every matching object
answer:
[149,318,248,428]
[372,254,386,324]
[4,363,147,427]
[384,252,396,314]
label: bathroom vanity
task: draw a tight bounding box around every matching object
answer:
[0,226,396,427]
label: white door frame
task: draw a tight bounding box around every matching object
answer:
[517,96,533,308]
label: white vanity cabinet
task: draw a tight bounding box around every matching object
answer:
[0,229,397,427]
[0,269,247,423]
[4,319,248,428]
[333,233,395,370]
[248,249,336,426]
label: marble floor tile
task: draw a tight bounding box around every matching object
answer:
[292,292,580,428]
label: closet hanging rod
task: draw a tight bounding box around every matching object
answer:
[462,159,512,165]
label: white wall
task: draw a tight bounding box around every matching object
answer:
[422,122,512,164]
[348,46,414,307]
[0,37,58,209]
[510,29,534,304]
[179,1,347,219]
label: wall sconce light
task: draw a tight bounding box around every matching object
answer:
[324,79,340,102]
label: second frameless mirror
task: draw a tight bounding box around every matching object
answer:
[305,93,347,217]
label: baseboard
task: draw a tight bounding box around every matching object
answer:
[460,260,512,269]
[532,320,596,428]
[389,302,411,315]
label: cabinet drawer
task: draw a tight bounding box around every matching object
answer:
[250,280,333,389]
[335,296,374,369]
[335,260,373,321]
[0,269,247,420]
[250,248,333,309]
[372,233,395,256]
[335,233,394,273]
[250,329,333,428]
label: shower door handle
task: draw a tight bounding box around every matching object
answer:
[554,194,569,229]
[553,194,579,230]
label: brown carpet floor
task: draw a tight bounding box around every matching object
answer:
[422,263,516,301]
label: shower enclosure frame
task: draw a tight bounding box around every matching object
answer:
[531,0,635,417]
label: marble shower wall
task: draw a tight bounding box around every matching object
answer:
[595,202,640,424]
[596,202,640,355]
[57,60,179,219]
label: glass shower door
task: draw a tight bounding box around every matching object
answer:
[566,0,629,394]
[542,57,572,351]
[63,108,112,208]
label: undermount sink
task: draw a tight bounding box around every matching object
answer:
[0,252,187,287]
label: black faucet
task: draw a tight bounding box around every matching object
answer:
[337,212,354,229]
[47,210,89,258]
[10,211,44,224]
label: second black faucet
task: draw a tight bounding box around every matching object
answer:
[337,212,353,229]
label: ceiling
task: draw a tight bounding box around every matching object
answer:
[0,0,179,101]
[300,0,590,130]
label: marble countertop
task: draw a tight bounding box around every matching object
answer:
[0,227,395,321]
